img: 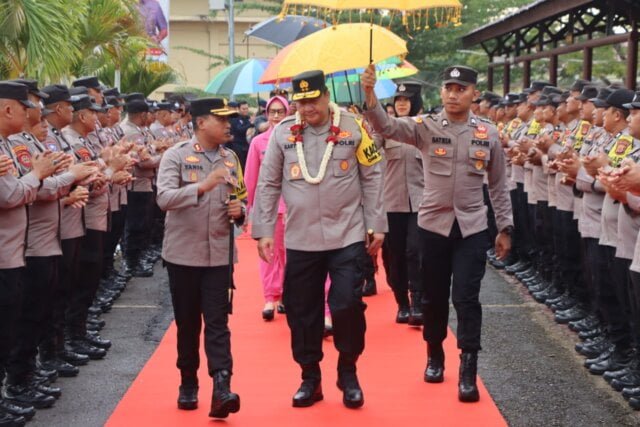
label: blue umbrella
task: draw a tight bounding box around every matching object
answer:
[204,59,287,95]
[327,76,396,104]
[245,15,328,48]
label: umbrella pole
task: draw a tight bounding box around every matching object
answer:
[344,71,353,106]
[330,73,338,103]
[369,26,373,64]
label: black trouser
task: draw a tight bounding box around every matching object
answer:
[382,212,423,308]
[597,245,631,347]
[67,230,104,339]
[628,271,640,349]
[534,201,553,282]
[7,257,56,383]
[527,202,539,270]
[46,237,82,355]
[420,222,490,352]
[583,238,605,315]
[484,184,498,244]
[558,211,584,300]
[125,191,153,263]
[150,186,165,248]
[166,262,232,376]
[513,184,532,261]
[0,268,24,383]
[284,242,367,365]
[103,207,127,276]
[509,188,522,259]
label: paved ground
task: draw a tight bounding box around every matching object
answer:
[29,262,640,426]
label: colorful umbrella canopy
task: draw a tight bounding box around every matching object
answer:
[204,59,282,95]
[327,76,395,104]
[245,15,328,48]
[259,23,407,84]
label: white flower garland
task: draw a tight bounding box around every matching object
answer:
[294,102,341,185]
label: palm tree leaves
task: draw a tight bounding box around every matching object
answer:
[0,0,177,94]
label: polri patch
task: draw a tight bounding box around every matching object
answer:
[12,145,32,169]
[434,147,447,156]
[474,124,488,140]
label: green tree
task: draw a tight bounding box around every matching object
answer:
[0,0,84,81]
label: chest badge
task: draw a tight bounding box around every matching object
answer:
[188,171,199,182]
[434,147,447,156]
[290,163,301,179]
[338,131,352,139]
[475,150,487,159]
[340,160,349,171]
[475,160,485,170]
[474,124,488,140]
[185,155,200,163]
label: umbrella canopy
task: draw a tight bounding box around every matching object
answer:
[205,58,278,95]
[259,23,407,84]
[327,76,395,104]
[280,0,462,28]
[245,15,328,48]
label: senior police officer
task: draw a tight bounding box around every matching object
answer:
[252,70,386,409]
[156,98,245,419]
[362,65,513,403]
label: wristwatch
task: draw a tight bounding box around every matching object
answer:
[500,225,514,236]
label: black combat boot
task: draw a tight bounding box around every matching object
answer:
[209,370,240,418]
[292,363,322,407]
[458,352,480,403]
[424,343,445,383]
[408,291,424,326]
[362,277,377,296]
[336,354,364,409]
[177,371,198,410]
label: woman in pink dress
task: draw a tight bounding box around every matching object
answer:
[245,95,289,320]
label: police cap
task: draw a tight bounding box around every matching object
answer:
[126,100,149,114]
[105,96,124,108]
[73,76,101,90]
[394,81,422,98]
[69,86,88,96]
[606,89,635,111]
[623,91,640,110]
[191,98,238,118]
[523,81,551,94]
[590,87,613,109]
[11,79,48,99]
[0,81,36,108]
[442,65,478,87]
[42,84,76,105]
[292,70,328,101]
[576,85,600,101]
[72,94,104,112]
[570,79,591,93]
[103,87,121,98]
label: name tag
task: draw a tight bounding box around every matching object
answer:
[432,137,451,144]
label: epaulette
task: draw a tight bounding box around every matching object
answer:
[478,116,494,125]
[176,140,191,149]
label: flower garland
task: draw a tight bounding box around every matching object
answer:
[290,102,341,185]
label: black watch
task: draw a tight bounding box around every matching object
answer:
[500,225,514,236]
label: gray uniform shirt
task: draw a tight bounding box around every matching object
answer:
[380,138,424,213]
[0,137,41,268]
[364,103,513,238]
[156,137,245,267]
[252,111,387,250]
[121,119,160,192]
[7,132,75,257]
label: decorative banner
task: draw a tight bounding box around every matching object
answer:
[137,0,170,63]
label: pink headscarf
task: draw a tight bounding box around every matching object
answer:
[265,95,290,124]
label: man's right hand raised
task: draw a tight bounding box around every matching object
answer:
[361,64,378,110]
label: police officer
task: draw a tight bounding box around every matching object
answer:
[252,70,386,409]
[362,65,513,403]
[378,81,425,325]
[156,98,245,419]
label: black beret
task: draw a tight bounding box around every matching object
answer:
[0,81,36,108]
[191,98,238,118]
[442,65,478,86]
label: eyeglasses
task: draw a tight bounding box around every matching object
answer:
[268,109,287,117]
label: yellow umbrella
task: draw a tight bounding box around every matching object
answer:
[281,0,462,28]
[259,23,407,84]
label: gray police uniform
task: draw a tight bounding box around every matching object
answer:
[252,110,386,365]
[364,102,513,351]
[156,136,246,377]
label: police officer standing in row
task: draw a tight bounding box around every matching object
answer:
[252,70,387,409]
[362,65,513,402]
[156,98,245,419]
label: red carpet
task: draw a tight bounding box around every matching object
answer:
[106,236,507,426]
